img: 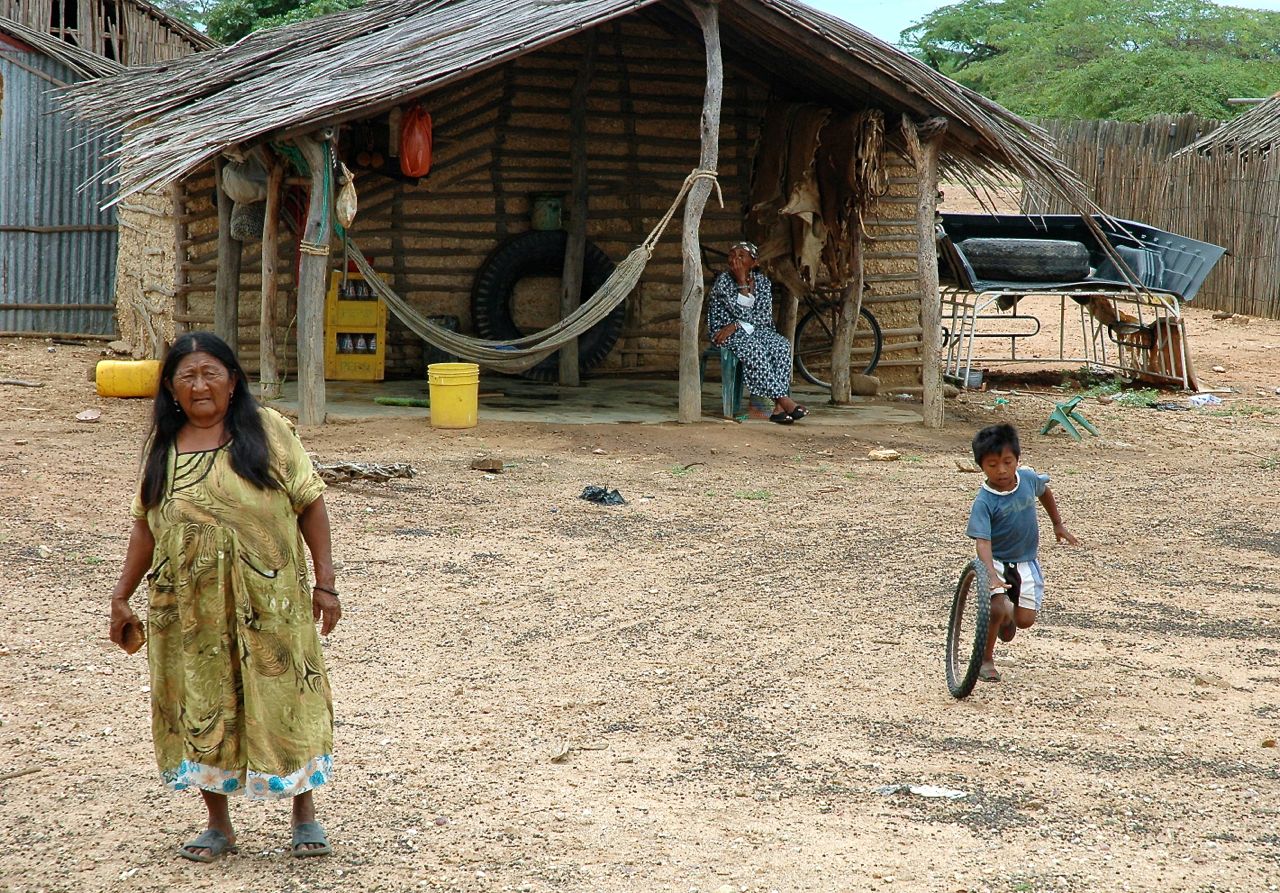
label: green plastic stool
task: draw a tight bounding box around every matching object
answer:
[1041,395,1098,441]
[699,346,746,420]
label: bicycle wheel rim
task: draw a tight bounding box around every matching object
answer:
[945,559,991,698]
[793,309,883,389]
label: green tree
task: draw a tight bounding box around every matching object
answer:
[154,0,364,43]
[206,0,364,42]
[901,0,1280,121]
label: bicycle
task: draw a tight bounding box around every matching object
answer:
[944,558,995,698]
[792,288,883,388]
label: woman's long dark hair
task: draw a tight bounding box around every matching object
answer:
[140,331,281,509]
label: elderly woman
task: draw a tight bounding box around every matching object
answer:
[108,331,340,862]
[707,241,808,423]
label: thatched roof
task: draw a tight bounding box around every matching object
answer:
[0,15,125,79]
[64,0,1094,210]
[1177,92,1280,157]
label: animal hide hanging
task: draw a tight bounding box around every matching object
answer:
[749,101,894,293]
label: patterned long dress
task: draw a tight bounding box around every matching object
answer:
[706,270,793,399]
[131,407,332,799]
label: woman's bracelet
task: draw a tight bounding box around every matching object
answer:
[313,585,340,598]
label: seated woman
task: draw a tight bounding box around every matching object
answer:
[707,241,808,424]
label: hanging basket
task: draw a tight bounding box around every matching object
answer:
[230,200,266,241]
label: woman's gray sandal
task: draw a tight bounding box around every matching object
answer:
[177,828,238,863]
[291,821,333,857]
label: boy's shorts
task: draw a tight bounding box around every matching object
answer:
[998,559,1045,612]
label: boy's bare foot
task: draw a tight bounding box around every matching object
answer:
[979,661,1001,682]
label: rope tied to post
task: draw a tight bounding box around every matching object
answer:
[641,168,723,256]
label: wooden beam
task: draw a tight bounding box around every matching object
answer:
[213,158,242,355]
[678,0,723,424]
[259,158,284,400]
[829,234,865,404]
[912,117,948,429]
[559,31,597,387]
[295,136,332,426]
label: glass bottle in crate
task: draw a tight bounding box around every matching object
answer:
[367,334,377,354]
[356,334,368,353]
[340,333,354,354]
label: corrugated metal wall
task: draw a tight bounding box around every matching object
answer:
[0,45,118,336]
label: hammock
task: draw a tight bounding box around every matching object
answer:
[346,169,721,374]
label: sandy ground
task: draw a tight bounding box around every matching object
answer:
[3,305,1280,893]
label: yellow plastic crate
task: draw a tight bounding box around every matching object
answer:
[324,271,388,381]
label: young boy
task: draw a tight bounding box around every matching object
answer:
[966,423,1078,682]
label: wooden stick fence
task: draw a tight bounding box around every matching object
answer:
[1022,116,1280,318]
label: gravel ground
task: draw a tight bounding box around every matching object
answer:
[2,305,1279,893]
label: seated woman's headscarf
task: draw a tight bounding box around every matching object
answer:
[731,241,759,259]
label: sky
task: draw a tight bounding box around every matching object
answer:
[805,0,1280,45]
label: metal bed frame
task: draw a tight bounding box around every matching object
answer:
[936,229,1194,389]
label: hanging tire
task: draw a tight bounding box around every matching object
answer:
[471,230,623,382]
[957,238,1091,281]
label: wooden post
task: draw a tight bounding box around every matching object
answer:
[213,158,242,354]
[829,234,866,404]
[678,0,723,424]
[295,135,332,426]
[914,117,947,428]
[258,158,284,400]
[559,31,597,387]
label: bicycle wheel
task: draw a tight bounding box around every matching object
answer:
[794,306,883,388]
[945,559,992,699]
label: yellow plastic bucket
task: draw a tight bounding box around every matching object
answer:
[427,362,479,429]
[96,359,162,398]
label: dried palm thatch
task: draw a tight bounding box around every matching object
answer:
[0,15,124,79]
[63,0,1097,214]
[1176,92,1280,158]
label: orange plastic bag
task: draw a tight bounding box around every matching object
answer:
[399,105,433,178]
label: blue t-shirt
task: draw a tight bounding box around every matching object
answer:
[965,466,1049,563]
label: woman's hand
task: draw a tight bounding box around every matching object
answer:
[729,253,751,285]
[108,596,141,649]
[312,586,342,635]
[712,322,739,346]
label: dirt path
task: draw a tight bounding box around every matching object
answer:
[2,307,1278,893]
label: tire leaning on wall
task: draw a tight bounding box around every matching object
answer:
[471,230,624,382]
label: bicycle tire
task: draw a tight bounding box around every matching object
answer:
[945,559,992,699]
[793,306,883,388]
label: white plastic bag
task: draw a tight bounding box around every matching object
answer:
[221,157,268,204]
[336,163,358,229]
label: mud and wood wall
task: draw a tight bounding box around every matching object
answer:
[149,15,925,390]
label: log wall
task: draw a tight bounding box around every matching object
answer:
[154,16,926,389]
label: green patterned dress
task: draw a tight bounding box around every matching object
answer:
[131,407,332,799]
